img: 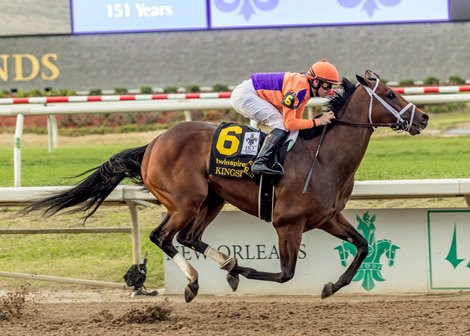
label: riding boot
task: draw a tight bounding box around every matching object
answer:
[251,128,289,175]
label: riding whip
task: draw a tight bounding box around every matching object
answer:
[302,125,327,194]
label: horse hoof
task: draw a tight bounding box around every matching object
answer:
[321,282,334,299]
[184,280,199,303]
[226,273,239,292]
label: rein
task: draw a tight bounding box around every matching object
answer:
[302,125,327,194]
[333,118,406,129]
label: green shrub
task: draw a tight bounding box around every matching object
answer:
[212,83,229,92]
[185,84,200,93]
[163,86,178,93]
[47,88,76,96]
[399,79,414,86]
[140,85,153,94]
[423,76,440,85]
[114,88,128,95]
[89,89,102,95]
[28,89,43,97]
[15,90,29,98]
[59,89,76,96]
[448,76,464,85]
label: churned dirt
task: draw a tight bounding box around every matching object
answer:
[1,287,470,336]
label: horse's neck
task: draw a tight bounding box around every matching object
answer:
[325,99,375,176]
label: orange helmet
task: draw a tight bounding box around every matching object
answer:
[307,59,341,84]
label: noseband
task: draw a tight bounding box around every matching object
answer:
[334,80,416,132]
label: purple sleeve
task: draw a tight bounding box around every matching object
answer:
[250,72,285,91]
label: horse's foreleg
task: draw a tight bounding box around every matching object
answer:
[318,213,368,299]
[150,212,200,303]
[230,223,303,284]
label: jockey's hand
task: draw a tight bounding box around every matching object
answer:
[314,111,335,127]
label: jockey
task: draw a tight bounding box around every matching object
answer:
[231,59,340,175]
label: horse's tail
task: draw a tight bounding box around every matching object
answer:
[21,144,148,221]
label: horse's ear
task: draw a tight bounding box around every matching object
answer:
[356,74,368,87]
[364,69,375,79]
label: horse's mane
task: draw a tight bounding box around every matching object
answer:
[299,77,356,140]
[326,77,356,118]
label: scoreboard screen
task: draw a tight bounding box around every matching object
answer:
[71,0,208,34]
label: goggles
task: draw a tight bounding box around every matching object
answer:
[319,81,334,90]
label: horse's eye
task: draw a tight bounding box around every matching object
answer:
[387,92,396,99]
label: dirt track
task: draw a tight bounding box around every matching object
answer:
[1,289,470,336]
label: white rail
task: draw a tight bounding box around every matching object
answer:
[1,94,470,117]
[1,94,470,187]
[2,180,470,204]
[0,180,469,288]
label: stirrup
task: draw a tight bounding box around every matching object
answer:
[271,162,284,174]
[251,162,284,175]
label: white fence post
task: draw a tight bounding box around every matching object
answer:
[126,200,142,265]
[47,114,59,152]
[183,110,192,121]
[14,113,24,187]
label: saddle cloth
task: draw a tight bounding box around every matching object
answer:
[209,122,291,222]
[209,122,265,179]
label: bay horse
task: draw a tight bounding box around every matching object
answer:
[22,71,428,302]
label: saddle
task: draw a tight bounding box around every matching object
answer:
[209,122,328,222]
[209,122,288,222]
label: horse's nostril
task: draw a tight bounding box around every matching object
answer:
[421,114,429,124]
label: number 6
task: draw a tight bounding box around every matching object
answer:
[216,126,242,156]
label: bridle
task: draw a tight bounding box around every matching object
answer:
[333,79,416,132]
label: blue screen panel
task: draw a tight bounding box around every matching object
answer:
[72,0,208,34]
[210,0,450,29]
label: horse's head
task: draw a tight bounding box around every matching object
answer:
[356,70,429,135]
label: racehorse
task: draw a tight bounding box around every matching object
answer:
[22,71,428,302]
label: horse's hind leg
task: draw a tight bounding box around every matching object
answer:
[176,193,240,291]
[318,212,368,299]
[229,221,304,284]
[150,210,201,302]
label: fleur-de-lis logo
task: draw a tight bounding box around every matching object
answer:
[246,133,257,146]
[334,211,400,291]
[338,0,401,17]
[215,0,280,21]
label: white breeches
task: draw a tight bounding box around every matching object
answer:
[231,79,286,130]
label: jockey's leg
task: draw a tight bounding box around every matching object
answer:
[251,128,288,175]
[231,79,289,175]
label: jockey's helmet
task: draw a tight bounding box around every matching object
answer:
[307,59,341,85]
